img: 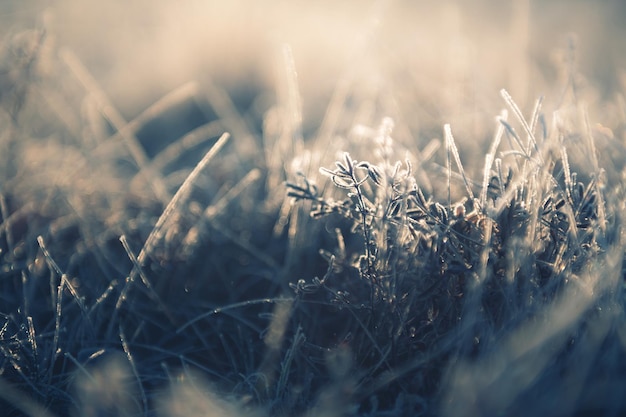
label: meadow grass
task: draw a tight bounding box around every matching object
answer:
[1,3,626,416]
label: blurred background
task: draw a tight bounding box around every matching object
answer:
[2,0,624,134]
[0,3,625,415]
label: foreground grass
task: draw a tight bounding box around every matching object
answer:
[1,21,626,417]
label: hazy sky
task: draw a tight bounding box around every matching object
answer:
[2,1,624,124]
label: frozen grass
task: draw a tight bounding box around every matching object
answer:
[1,3,626,417]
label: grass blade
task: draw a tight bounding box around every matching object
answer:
[480,110,507,209]
[501,88,543,164]
[444,124,475,204]
[139,132,230,262]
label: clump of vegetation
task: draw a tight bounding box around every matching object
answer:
[1,8,626,417]
[287,93,624,415]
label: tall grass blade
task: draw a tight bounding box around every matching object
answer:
[119,326,148,416]
[37,236,90,321]
[50,282,63,381]
[119,234,154,293]
[117,235,175,327]
[480,110,506,209]
[444,123,475,204]
[528,95,544,145]
[560,145,573,203]
[498,117,527,159]
[114,133,230,324]
[275,325,304,400]
[25,316,38,377]
[139,132,229,265]
[500,88,542,164]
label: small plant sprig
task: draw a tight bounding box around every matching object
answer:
[286,123,435,356]
[287,141,418,304]
[318,152,378,275]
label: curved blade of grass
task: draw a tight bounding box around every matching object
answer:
[177,297,294,333]
[115,132,230,312]
[139,132,229,264]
